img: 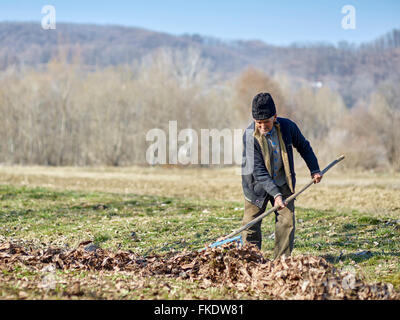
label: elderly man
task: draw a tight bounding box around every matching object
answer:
[241,92,322,259]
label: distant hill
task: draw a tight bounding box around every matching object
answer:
[1,21,399,107]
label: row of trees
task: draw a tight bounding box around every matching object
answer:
[0,47,399,171]
[0,48,235,166]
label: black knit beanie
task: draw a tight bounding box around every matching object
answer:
[252,93,276,120]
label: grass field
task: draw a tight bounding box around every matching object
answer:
[0,165,399,299]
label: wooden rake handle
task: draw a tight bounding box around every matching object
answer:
[221,155,345,240]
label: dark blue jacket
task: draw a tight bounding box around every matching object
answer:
[241,117,320,208]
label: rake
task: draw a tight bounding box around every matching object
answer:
[202,155,345,251]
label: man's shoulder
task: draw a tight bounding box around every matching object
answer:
[276,117,301,140]
[276,117,296,127]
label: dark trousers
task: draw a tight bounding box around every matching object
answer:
[242,184,295,259]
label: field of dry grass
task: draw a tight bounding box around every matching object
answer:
[0,165,399,217]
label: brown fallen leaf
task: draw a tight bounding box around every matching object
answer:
[0,242,11,251]
[78,240,93,247]
[67,282,83,296]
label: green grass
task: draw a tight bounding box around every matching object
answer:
[0,184,399,299]
[0,185,246,254]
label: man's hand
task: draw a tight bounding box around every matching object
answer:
[312,172,323,184]
[274,195,286,211]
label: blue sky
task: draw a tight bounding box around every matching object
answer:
[1,0,399,45]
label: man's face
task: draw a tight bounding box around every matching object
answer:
[255,114,277,134]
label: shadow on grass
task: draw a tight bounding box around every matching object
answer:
[322,250,400,264]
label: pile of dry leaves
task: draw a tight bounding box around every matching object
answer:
[0,241,398,300]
